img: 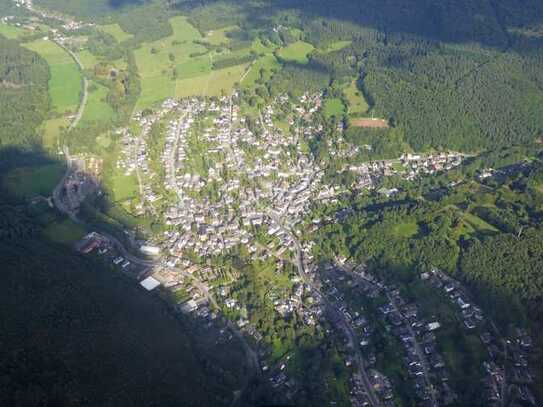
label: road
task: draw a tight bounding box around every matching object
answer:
[268,213,382,407]
[176,268,261,407]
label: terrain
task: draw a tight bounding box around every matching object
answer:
[1,0,543,406]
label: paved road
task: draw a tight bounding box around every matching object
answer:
[176,268,261,407]
[268,213,382,407]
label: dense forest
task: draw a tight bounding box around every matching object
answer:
[0,36,50,149]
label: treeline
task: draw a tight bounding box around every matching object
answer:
[0,36,50,148]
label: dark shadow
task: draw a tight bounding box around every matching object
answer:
[0,146,256,407]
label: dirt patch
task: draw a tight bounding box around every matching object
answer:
[351,118,389,128]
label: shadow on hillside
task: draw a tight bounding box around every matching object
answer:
[0,146,263,407]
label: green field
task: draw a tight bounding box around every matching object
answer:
[276,41,314,64]
[99,23,133,43]
[41,117,69,150]
[0,22,27,39]
[344,80,369,116]
[323,40,352,52]
[392,221,419,238]
[81,81,115,125]
[242,54,279,86]
[23,39,82,114]
[134,16,207,109]
[203,25,238,45]
[323,98,346,118]
[76,49,99,69]
[43,218,87,245]
[2,163,65,200]
[175,62,249,98]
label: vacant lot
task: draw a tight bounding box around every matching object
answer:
[351,118,389,128]
[276,41,314,64]
[23,39,82,114]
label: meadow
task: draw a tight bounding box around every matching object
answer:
[344,80,369,116]
[0,22,26,39]
[43,218,87,245]
[99,23,133,43]
[81,81,116,125]
[323,98,346,118]
[23,39,82,114]
[135,16,255,108]
[276,41,314,64]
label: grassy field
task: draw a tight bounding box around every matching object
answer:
[43,218,87,245]
[242,54,279,86]
[344,80,369,116]
[23,39,82,114]
[2,163,65,199]
[99,23,133,43]
[41,117,69,151]
[134,16,207,109]
[76,49,99,69]
[323,98,346,118]
[81,81,116,125]
[323,40,352,52]
[276,41,314,64]
[175,62,249,98]
[392,221,419,238]
[0,22,27,39]
[202,25,237,45]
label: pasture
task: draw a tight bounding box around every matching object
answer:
[23,39,82,114]
[99,23,133,43]
[175,63,249,98]
[344,80,369,115]
[41,117,69,150]
[203,25,238,45]
[276,41,314,64]
[242,54,279,86]
[81,81,116,125]
[76,49,99,69]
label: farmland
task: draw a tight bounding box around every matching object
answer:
[22,39,82,115]
[0,22,27,39]
[81,81,116,125]
[175,62,249,98]
[276,41,314,64]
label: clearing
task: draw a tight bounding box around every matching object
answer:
[344,80,369,116]
[350,118,389,128]
[99,23,133,43]
[276,41,315,64]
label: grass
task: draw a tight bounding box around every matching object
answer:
[81,81,116,125]
[241,54,279,86]
[344,80,369,116]
[322,40,352,52]
[276,41,314,64]
[76,49,100,69]
[392,221,419,238]
[110,172,139,202]
[134,16,206,109]
[0,22,27,39]
[175,62,249,98]
[41,117,69,151]
[323,97,345,118]
[252,38,277,54]
[96,133,113,149]
[99,23,133,43]
[23,39,82,114]
[203,25,238,45]
[43,218,87,245]
[2,163,65,200]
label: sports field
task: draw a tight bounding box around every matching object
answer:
[351,118,389,128]
[276,41,314,64]
[23,39,82,114]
